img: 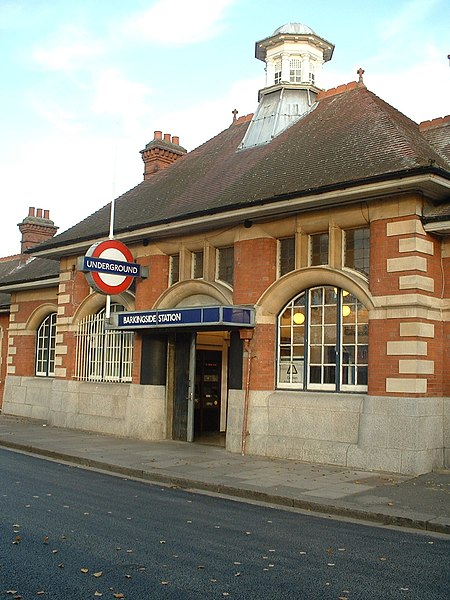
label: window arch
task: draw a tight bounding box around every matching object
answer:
[74,303,134,383]
[277,286,368,391]
[36,312,57,377]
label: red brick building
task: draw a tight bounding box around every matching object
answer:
[0,24,449,475]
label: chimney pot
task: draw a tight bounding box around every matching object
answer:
[36,208,43,218]
[44,209,49,219]
[163,133,171,142]
[172,136,180,145]
[28,207,35,216]
[154,130,162,140]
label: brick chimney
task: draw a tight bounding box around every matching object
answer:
[18,207,58,253]
[140,131,187,180]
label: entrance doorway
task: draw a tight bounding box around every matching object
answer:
[171,331,229,445]
[194,349,222,438]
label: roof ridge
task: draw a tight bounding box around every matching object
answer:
[317,80,361,100]
[361,89,450,169]
[419,115,450,131]
[0,253,22,263]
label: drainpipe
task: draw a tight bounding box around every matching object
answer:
[240,329,254,455]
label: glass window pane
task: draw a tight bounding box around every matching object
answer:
[309,365,321,383]
[192,251,203,279]
[310,346,322,363]
[344,228,370,276]
[217,246,234,286]
[324,366,336,384]
[169,254,180,285]
[357,366,368,386]
[279,237,295,276]
[310,233,329,266]
[310,327,322,344]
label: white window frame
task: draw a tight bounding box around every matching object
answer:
[35,312,57,377]
[289,57,302,83]
[277,286,368,392]
[75,304,134,383]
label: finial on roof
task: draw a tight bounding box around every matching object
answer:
[232,108,239,123]
[357,67,365,84]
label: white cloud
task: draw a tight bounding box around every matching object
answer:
[151,74,262,151]
[122,0,235,45]
[369,50,450,122]
[28,97,85,133]
[32,25,103,71]
[91,69,154,132]
[379,0,440,40]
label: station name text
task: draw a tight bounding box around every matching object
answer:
[121,312,183,325]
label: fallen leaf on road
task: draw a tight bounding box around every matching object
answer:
[94,592,102,597]
[93,572,103,578]
[80,568,89,574]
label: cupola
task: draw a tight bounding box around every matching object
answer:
[239,23,334,149]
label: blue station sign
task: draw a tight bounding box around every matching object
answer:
[80,256,142,278]
[108,306,255,330]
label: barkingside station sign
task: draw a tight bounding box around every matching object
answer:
[108,306,255,330]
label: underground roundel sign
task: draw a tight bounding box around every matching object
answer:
[81,239,141,295]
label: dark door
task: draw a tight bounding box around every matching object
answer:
[173,333,195,441]
[194,350,222,436]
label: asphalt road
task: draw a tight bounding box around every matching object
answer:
[0,448,448,600]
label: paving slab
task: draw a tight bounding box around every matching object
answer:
[0,415,448,534]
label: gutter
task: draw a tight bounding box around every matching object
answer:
[27,168,450,260]
[0,277,60,293]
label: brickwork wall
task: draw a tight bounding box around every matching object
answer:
[135,254,169,309]
[369,215,445,397]
[247,323,276,391]
[54,265,86,379]
[234,238,277,305]
[0,312,10,407]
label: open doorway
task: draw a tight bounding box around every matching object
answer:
[171,331,229,445]
[194,349,222,441]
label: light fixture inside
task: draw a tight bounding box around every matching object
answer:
[293,312,305,325]
[342,305,351,317]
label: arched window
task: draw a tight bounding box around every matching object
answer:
[277,286,368,391]
[74,303,134,383]
[36,312,57,377]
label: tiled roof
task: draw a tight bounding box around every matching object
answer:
[0,256,21,308]
[0,293,10,308]
[420,116,450,162]
[33,84,450,253]
[423,201,450,222]
[0,257,60,289]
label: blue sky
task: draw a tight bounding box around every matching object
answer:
[0,0,449,257]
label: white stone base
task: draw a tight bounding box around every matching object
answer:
[2,376,167,441]
[227,390,447,476]
[3,377,448,475]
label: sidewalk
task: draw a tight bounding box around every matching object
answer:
[0,415,448,535]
